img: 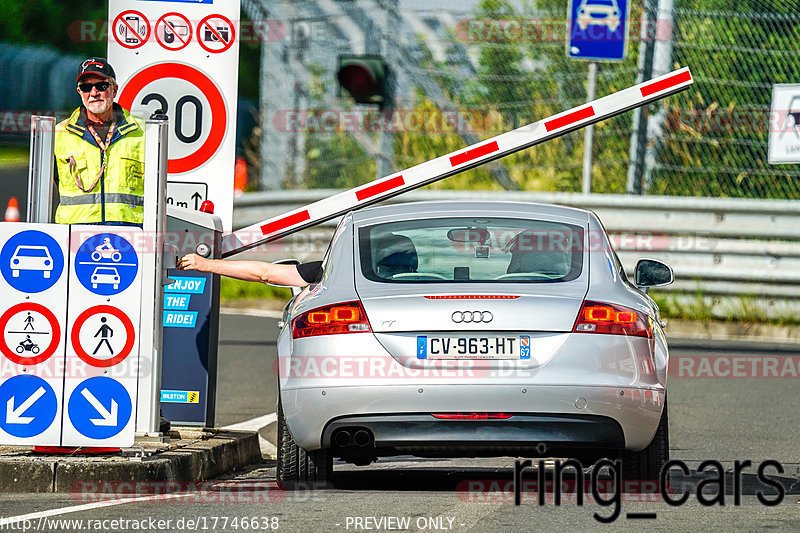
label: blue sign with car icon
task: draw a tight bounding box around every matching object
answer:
[74,233,139,295]
[568,0,629,61]
[0,230,64,293]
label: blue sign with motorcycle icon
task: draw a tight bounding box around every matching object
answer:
[74,233,139,296]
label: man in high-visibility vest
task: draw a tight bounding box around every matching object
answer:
[54,58,169,433]
[54,58,144,226]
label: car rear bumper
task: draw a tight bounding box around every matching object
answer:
[280,383,664,453]
[322,413,625,459]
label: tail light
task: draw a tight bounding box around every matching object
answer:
[292,301,371,338]
[573,301,652,338]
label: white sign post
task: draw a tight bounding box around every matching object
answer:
[768,84,800,164]
[108,0,240,231]
[0,224,69,446]
[61,227,143,447]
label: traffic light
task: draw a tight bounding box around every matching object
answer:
[336,55,388,106]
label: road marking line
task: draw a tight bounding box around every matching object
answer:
[0,493,191,527]
[222,412,277,431]
[222,412,278,459]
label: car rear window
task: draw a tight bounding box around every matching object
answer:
[359,217,584,283]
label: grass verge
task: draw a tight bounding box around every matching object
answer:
[219,277,292,301]
[650,290,800,326]
[0,147,29,166]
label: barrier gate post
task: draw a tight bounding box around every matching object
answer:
[135,118,170,435]
[26,116,55,223]
[160,208,222,427]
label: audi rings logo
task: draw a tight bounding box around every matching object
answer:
[451,311,494,323]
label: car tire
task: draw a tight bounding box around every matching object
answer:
[276,401,332,488]
[620,400,669,482]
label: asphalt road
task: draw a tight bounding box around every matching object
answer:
[0,314,797,532]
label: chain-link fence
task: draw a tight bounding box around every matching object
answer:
[245,0,800,198]
[655,0,800,198]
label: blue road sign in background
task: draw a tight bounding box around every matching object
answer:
[68,377,132,439]
[567,0,628,61]
[0,230,64,293]
[0,375,58,438]
[74,233,139,296]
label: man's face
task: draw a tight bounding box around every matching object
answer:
[77,75,116,118]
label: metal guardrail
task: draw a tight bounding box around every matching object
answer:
[232,190,800,313]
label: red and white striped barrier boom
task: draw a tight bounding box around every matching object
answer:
[222,67,693,257]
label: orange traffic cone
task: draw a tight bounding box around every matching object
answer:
[234,156,247,196]
[4,197,19,222]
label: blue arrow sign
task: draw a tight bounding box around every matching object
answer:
[0,375,58,438]
[67,377,132,439]
[74,233,139,296]
[567,0,629,61]
[0,230,65,293]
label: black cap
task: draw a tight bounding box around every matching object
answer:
[77,58,115,82]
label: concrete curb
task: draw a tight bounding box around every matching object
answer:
[0,429,261,493]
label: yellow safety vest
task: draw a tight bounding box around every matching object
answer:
[54,105,145,224]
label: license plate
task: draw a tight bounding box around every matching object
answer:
[416,335,531,360]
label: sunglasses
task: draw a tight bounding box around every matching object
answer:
[78,81,111,93]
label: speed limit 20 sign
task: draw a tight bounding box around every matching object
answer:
[108,0,240,231]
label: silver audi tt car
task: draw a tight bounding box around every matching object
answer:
[275,201,673,485]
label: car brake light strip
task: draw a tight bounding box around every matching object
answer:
[223,67,693,257]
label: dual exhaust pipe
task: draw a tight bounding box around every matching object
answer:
[333,428,373,448]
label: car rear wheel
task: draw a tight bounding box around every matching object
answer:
[276,401,332,488]
[620,400,669,481]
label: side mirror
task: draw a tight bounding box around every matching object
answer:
[634,259,674,289]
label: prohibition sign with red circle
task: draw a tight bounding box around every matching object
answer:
[70,305,135,368]
[113,10,151,50]
[118,63,227,174]
[197,14,235,54]
[0,303,61,365]
[155,12,192,51]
